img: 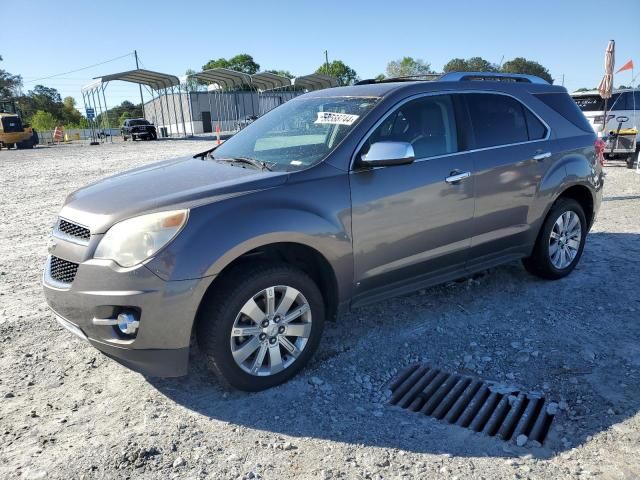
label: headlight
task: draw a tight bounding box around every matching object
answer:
[94,210,188,267]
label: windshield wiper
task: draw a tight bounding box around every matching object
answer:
[213,156,274,171]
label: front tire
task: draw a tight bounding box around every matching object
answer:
[197,263,325,391]
[523,198,587,280]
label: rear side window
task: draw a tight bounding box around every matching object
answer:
[535,93,593,132]
[464,93,529,148]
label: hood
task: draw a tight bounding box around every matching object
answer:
[60,156,287,233]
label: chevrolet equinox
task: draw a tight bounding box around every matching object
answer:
[43,72,604,391]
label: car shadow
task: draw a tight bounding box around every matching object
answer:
[148,232,640,459]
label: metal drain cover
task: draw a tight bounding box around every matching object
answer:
[388,364,556,445]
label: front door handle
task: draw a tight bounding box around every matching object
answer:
[533,151,552,161]
[445,171,471,184]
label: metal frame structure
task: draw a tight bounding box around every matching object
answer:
[187,68,254,134]
[183,70,339,134]
[292,73,339,91]
[251,72,295,116]
[81,68,189,140]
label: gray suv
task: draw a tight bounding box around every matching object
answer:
[43,72,604,391]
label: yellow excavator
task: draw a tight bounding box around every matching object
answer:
[0,98,38,150]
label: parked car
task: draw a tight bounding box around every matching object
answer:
[121,118,157,141]
[43,72,604,391]
[571,88,639,168]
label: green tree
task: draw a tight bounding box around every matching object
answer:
[202,54,260,74]
[316,60,358,86]
[118,111,132,126]
[501,57,553,84]
[0,54,22,98]
[385,57,433,78]
[61,96,82,126]
[443,56,497,73]
[265,69,295,79]
[30,110,57,130]
[573,87,593,92]
[96,101,142,127]
[18,85,64,122]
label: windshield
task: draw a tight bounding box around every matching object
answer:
[129,119,151,126]
[211,96,379,171]
[572,93,620,112]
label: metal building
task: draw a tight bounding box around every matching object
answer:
[83,67,338,139]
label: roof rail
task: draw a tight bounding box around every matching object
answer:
[356,73,441,85]
[439,72,549,84]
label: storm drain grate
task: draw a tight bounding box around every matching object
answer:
[388,364,556,445]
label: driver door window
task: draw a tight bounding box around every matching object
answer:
[365,95,458,160]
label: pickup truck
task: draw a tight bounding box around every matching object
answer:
[121,118,157,141]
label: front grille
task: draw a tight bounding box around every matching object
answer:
[49,256,79,284]
[57,218,90,242]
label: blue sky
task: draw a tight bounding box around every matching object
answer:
[2,0,638,110]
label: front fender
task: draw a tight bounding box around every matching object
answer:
[146,170,353,302]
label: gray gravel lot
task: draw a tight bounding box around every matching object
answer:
[1,140,639,480]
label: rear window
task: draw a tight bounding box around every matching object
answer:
[571,93,628,112]
[535,93,593,132]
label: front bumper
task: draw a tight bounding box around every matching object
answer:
[43,255,213,377]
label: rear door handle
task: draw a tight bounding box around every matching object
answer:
[445,171,471,184]
[533,151,552,161]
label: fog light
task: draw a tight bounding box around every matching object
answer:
[117,312,140,335]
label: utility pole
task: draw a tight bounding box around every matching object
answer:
[324,50,330,73]
[134,50,145,118]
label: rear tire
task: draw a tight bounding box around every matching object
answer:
[197,263,325,391]
[627,150,638,169]
[522,198,587,280]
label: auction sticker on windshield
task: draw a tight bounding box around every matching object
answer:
[315,112,360,125]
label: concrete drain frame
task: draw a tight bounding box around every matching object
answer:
[388,364,556,446]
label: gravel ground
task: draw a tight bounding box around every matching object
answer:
[1,140,639,480]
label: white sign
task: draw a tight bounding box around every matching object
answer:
[314,111,359,126]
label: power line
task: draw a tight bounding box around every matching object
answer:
[22,52,134,84]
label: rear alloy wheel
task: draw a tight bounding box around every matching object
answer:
[548,211,582,269]
[523,198,587,279]
[197,263,324,391]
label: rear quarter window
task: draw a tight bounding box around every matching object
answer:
[535,93,593,132]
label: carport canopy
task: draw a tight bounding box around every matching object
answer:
[187,68,252,90]
[293,73,339,91]
[82,68,180,91]
[251,72,292,91]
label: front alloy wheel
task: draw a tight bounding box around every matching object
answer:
[197,263,324,391]
[231,286,312,376]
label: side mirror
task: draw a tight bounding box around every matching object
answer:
[359,141,415,167]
